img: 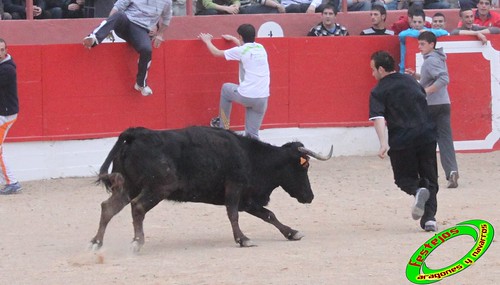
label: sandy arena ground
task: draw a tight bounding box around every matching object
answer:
[0,151,499,285]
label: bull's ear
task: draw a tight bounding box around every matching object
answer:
[299,156,310,168]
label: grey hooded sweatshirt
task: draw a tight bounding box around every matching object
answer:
[419,47,450,106]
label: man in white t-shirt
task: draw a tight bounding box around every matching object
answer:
[199,24,270,139]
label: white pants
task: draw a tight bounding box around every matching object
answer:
[0,114,18,185]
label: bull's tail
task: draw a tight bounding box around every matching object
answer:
[97,128,139,191]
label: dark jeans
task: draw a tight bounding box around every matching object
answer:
[285,3,326,13]
[388,141,438,229]
[239,5,278,14]
[92,12,152,87]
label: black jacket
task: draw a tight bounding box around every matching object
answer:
[0,55,19,116]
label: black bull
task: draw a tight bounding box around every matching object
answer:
[90,126,332,250]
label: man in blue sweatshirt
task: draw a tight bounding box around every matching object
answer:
[398,8,448,72]
[83,0,172,96]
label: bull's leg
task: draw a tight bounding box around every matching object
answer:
[130,189,162,252]
[225,183,253,247]
[90,191,130,250]
[246,207,304,241]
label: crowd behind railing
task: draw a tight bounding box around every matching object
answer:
[0,0,498,20]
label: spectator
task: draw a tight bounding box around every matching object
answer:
[451,7,500,43]
[369,50,439,232]
[199,24,270,140]
[432,12,447,30]
[3,0,53,19]
[282,0,326,13]
[82,0,172,96]
[307,5,348,36]
[360,5,394,35]
[405,31,460,189]
[1,0,13,19]
[239,0,284,14]
[390,5,431,35]
[473,0,500,27]
[399,8,448,72]
[195,0,240,15]
[0,38,22,195]
[62,0,84,18]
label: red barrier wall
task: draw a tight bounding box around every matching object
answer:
[8,36,399,141]
[7,35,500,151]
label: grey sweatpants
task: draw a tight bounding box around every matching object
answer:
[428,104,458,179]
[218,83,268,139]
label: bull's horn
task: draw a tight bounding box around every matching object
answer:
[298,146,333,161]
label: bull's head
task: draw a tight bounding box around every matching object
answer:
[279,143,333,204]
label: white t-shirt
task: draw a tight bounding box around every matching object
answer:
[224,42,270,99]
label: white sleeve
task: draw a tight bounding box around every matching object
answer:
[224,46,243,61]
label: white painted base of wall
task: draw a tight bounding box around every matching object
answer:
[5,127,381,182]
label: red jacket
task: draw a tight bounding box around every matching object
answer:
[474,10,500,28]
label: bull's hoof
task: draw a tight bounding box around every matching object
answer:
[131,240,143,253]
[287,231,304,241]
[239,239,256,247]
[88,240,102,251]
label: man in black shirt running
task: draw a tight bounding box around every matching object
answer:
[368,50,439,232]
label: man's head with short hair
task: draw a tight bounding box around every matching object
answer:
[0,38,8,62]
[321,5,338,29]
[432,12,446,30]
[370,50,396,80]
[418,31,437,55]
[408,7,426,29]
[412,11,426,31]
[370,4,387,28]
[477,0,492,17]
[237,24,256,43]
[459,7,475,29]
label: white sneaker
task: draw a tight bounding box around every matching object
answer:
[412,188,430,220]
[447,171,459,188]
[424,220,438,232]
[83,34,97,49]
[134,83,153,96]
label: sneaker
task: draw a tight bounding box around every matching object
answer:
[447,171,459,188]
[83,34,97,49]
[210,117,221,128]
[424,220,438,232]
[412,188,430,220]
[0,182,22,195]
[134,83,153,96]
